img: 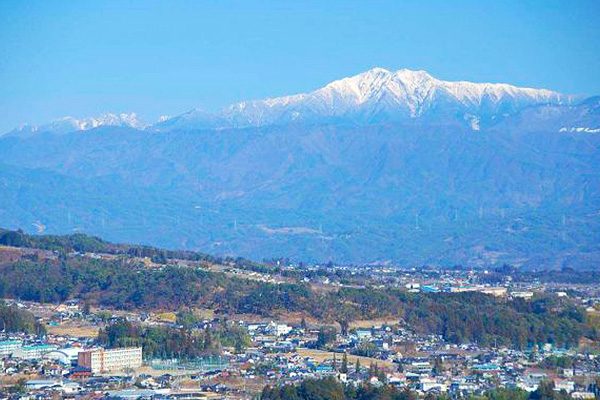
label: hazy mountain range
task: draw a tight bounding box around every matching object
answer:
[1,68,599,269]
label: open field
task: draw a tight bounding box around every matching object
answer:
[0,373,40,387]
[349,318,400,329]
[47,323,99,338]
[293,348,395,370]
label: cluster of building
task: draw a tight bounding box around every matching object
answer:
[1,257,600,399]
[1,299,599,399]
[0,337,141,374]
[232,319,600,399]
[0,339,141,373]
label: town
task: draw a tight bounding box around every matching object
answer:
[0,230,599,399]
[2,1,599,398]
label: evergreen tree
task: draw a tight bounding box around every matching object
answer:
[340,352,348,374]
[433,357,444,375]
[300,317,307,330]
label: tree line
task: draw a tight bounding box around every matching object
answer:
[0,301,46,335]
[260,378,581,400]
[97,319,251,358]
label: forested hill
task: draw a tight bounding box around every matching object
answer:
[0,302,46,335]
[0,227,258,268]
[0,228,598,349]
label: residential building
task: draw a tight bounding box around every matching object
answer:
[78,347,142,373]
[15,344,59,360]
[0,339,22,357]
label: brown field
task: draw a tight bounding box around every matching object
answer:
[47,324,99,338]
[293,348,395,370]
[0,373,40,387]
[349,318,399,329]
[131,366,192,377]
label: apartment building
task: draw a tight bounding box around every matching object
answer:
[16,344,59,360]
[78,347,142,373]
[0,340,22,357]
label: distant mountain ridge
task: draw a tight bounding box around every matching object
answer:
[159,68,572,131]
[4,68,581,136]
[0,68,598,269]
[6,112,146,137]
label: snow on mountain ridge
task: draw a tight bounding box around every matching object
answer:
[6,112,146,137]
[157,67,571,131]
[287,67,566,115]
[7,68,575,135]
[82,112,146,130]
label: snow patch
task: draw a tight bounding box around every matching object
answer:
[559,126,600,133]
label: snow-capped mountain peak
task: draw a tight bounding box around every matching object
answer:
[155,67,572,131]
[81,112,146,130]
[311,67,566,117]
[6,112,146,137]
[7,68,580,135]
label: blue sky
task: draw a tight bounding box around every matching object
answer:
[1,0,599,132]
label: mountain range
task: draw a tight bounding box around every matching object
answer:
[7,68,578,135]
[7,112,146,137]
[1,68,599,269]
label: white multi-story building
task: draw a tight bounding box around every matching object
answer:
[15,344,59,360]
[511,291,534,300]
[0,340,22,357]
[78,347,142,373]
[271,323,292,337]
